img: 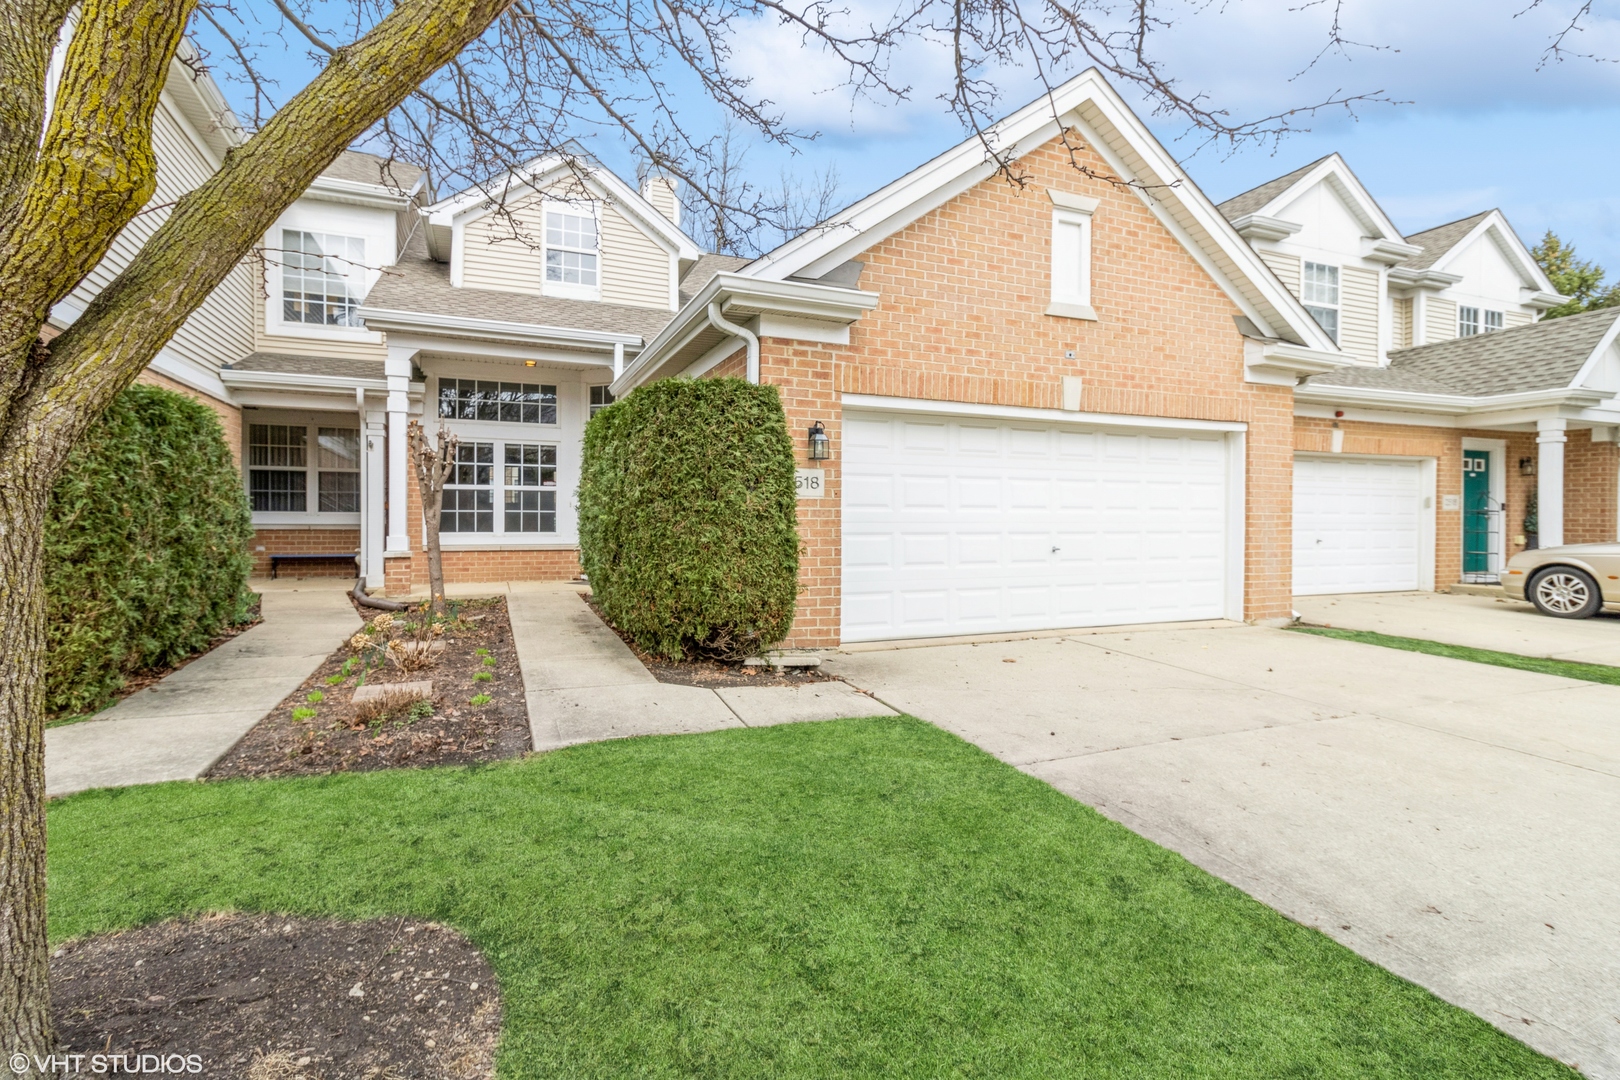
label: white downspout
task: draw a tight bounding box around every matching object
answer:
[706,301,759,384]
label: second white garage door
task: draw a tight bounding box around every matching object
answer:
[1293,455,1426,595]
[841,410,1234,642]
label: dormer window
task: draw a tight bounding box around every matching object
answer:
[1301,262,1340,344]
[282,230,365,327]
[544,205,599,299]
[1460,307,1504,337]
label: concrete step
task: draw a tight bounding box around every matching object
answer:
[1446,582,1505,598]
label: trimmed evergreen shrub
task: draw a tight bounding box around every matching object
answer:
[45,383,254,715]
[579,377,799,660]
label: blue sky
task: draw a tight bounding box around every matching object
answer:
[195,0,1620,272]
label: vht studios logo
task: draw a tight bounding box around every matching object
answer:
[9,1053,203,1076]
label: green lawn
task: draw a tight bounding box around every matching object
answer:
[1291,625,1620,685]
[48,717,1571,1078]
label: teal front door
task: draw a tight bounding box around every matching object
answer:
[1463,450,1492,575]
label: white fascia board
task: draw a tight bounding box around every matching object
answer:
[303,174,413,212]
[1295,382,1611,416]
[220,369,390,394]
[428,155,701,261]
[356,306,643,350]
[1388,266,1464,290]
[1229,214,1302,243]
[1362,238,1424,265]
[614,272,879,394]
[165,39,246,161]
[1522,289,1570,310]
[842,392,1247,432]
[1244,340,1351,385]
[1569,315,1620,389]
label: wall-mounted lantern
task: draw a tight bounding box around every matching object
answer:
[807,421,830,461]
[1519,457,1536,476]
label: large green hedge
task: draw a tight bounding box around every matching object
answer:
[45,383,254,715]
[579,377,799,660]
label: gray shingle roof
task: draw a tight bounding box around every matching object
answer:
[1397,211,1491,271]
[1305,308,1620,396]
[679,253,750,305]
[224,352,387,380]
[321,150,425,193]
[360,230,676,341]
[1216,156,1331,221]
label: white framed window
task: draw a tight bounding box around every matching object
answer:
[1048,208,1093,314]
[281,230,365,327]
[1302,262,1340,344]
[543,204,599,299]
[249,422,361,518]
[1484,309,1504,333]
[589,385,615,417]
[439,440,558,535]
[438,379,557,425]
[1458,306,1479,336]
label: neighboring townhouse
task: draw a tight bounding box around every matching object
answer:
[1214,155,1620,596]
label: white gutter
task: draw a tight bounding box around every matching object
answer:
[357,306,643,350]
[705,302,759,383]
[219,369,391,394]
[1294,381,1611,415]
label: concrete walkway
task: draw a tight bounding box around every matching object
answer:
[1296,590,1620,666]
[826,625,1620,1078]
[45,580,360,797]
[506,583,894,750]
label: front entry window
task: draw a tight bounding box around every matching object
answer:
[441,443,494,533]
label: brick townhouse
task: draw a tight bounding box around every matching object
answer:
[63,57,1620,646]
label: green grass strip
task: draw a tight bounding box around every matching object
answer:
[1291,625,1620,685]
[49,716,1573,1078]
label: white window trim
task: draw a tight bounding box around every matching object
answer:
[431,434,563,544]
[271,228,378,340]
[1046,202,1096,321]
[541,199,602,302]
[432,375,563,431]
[1301,261,1341,344]
[246,414,363,527]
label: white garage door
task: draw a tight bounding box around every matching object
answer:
[1293,455,1424,595]
[841,410,1233,642]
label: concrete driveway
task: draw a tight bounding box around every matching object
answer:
[1296,589,1620,665]
[824,623,1620,1077]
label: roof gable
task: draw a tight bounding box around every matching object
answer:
[1401,209,1554,294]
[1218,153,1405,243]
[425,154,701,263]
[741,69,1337,352]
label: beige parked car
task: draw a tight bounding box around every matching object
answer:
[1503,542,1620,618]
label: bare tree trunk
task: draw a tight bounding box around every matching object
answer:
[0,473,54,1070]
[409,421,457,618]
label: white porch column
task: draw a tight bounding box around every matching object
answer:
[1537,418,1567,548]
[385,347,418,553]
[613,341,624,381]
[363,402,388,587]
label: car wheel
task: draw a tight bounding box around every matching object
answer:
[1528,567,1603,619]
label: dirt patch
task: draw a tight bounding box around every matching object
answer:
[48,595,264,729]
[52,913,499,1079]
[586,599,832,688]
[207,598,527,779]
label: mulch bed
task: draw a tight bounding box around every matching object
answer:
[586,599,833,689]
[52,913,499,1080]
[207,598,528,780]
[48,595,264,729]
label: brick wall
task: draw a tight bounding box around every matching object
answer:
[1564,428,1619,544]
[135,369,242,465]
[747,133,1297,644]
[250,527,360,578]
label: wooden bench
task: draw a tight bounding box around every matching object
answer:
[269,552,359,579]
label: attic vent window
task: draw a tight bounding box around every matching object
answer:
[545,209,599,288]
[1301,261,1340,344]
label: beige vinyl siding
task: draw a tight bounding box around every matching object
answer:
[67,94,253,370]
[1426,298,1457,344]
[1258,249,1301,295]
[1504,310,1534,329]
[600,205,672,310]
[460,197,545,295]
[1338,266,1379,364]
[253,327,387,361]
[1393,297,1413,349]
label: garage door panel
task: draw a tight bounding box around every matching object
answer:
[842,411,1232,641]
[1293,455,1424,596]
